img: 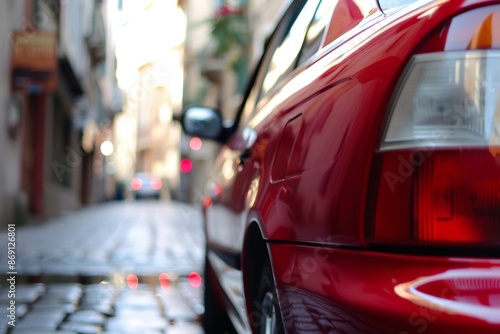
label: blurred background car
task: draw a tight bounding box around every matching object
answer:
[129,173,163,200]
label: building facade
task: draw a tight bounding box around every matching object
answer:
[0,0,27,226]
[0,0,120,227]
[114,0,185,199]
[179,0,284,202]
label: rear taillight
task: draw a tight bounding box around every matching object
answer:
[131,177,142,191]
[371,149,500,245]
[367,7,500,247]
[151,178,162,191]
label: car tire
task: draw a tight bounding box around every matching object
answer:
[254,260,285,334]
[202,254,234,334]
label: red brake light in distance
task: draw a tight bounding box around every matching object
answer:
[159,273,171,291]
[127,274,139,289]
[367,7,500,247]
[151,178,162,191]
[189,137,203,151]
[131,177,142,191]
[180,159,193,173]
[188,272,202,289]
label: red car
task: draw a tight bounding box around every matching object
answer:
[180,0,500,333]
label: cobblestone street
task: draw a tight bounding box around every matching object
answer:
[0,200,206,333]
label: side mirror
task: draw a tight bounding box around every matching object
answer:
[180,105,224,140]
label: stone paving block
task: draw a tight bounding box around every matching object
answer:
[115,294,159,308]
[0,284,45,304]
[10,330,77,334]
[38,283,82,306]
[46,283,83,298]
[0,303,29,319]
[80,284,118,309]
[105,315,168,331]
[59,322,104,333]
[31,302,78,314]
[114,289,160,308]
[14,308,67,330]
[157,285,199,321]
[66,309,107,325]
[79,291,115,316]
[178,280,204,316]
[79,302,114,317]
[80,286,114,301]
[14,317,60,331]
[113,306,163,318]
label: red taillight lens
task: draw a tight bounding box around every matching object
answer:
[127,273,139,289]
[180,159,193,173]
[131,177,142,191]
[414,150,500,243]
[368,7,500,247]
[370,149,500,245]
[188,272,202,289]
[151,178,162,191]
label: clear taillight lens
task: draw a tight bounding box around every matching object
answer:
[368,51,500,246]
[382,51,500,150]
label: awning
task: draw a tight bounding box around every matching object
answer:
[58,57,85,98]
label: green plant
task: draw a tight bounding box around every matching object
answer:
[210,9,248,57]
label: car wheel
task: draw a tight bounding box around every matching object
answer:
[255,261,285,334]
[202,254,234,333]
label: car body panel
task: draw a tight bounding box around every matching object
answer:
[270,243,500,333]
[204,0,384,253]
[242,0,500,245]
[189,0,500,332]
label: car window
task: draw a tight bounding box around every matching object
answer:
[258,0,321,102]
[234,0,323,135]
[297,0,334,66]
[378,0,420,10]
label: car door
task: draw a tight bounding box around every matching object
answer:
[204,0,329,262]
